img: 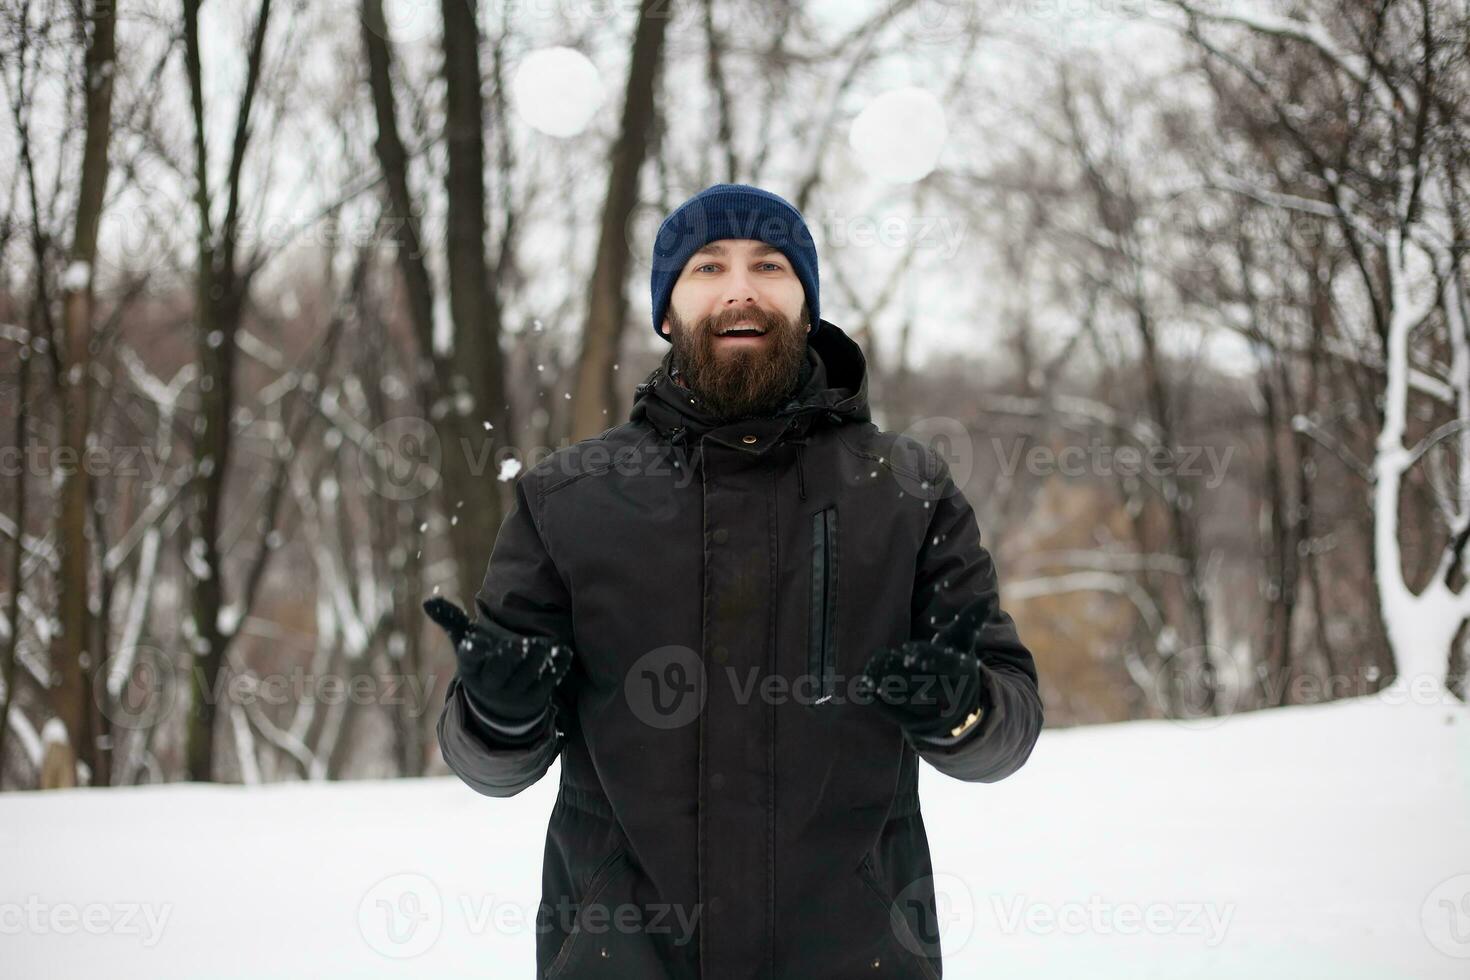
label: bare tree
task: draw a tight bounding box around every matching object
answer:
[179,0,304,779]
[1168,0,1470,696]
[0,333,31,777]
[43,0,116,787]
[435,0,519,605]
[569,0,671,442]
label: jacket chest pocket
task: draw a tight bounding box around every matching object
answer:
[808,506,839,705]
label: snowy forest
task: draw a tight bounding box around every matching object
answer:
[4,0,1464,790]
[3,2,1470,976]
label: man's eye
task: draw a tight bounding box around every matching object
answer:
[695,263,719,273]
[759,262,782,271]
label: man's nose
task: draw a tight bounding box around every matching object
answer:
[721,267,759,307]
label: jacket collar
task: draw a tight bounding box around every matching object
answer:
[630,318,871,441]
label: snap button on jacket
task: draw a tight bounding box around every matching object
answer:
[438,319,1044,979]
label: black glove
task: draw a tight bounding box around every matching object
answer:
[856,641,987,741]
[856,594,996,742]
[423,596,572,736]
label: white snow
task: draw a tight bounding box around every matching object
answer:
[61,261,91,292]
[510,47,604,139]
[1,696,1465,977]
[39,717,69,747]
[216,601,243,638]
[497,457,522,483]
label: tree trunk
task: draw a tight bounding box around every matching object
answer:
[570,0,670,443]
[438,0,513,605]
[181,0,274,780]
[50,0,117,787]
[0,338,31,783]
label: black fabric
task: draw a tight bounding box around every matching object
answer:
[437,318,1044,979]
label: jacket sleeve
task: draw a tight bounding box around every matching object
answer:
[436,471,571,798]
[905,450,1044,783]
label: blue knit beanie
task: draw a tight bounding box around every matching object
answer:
[649,183,820,343]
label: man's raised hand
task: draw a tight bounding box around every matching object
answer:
[423,596,573,730]
[856,639,987,740]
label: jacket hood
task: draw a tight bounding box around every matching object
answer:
[630,318,871,441]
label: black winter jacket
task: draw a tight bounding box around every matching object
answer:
[437,319,1044,979]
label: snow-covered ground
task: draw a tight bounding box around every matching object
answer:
[3,694,1468,978]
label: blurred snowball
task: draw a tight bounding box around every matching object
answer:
[849,87,947,183]
[512,47,604,138]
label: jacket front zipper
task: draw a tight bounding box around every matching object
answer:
[809,506,837,704]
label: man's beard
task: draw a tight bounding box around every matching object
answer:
[667,301,810,421]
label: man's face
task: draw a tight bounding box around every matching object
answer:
[660,238,812,420]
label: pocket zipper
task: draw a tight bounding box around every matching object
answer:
[809,507,837,704]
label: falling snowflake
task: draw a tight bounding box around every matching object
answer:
[62,261,91,291]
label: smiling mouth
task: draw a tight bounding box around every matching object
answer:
[715,322,767,338]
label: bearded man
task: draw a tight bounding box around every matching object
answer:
[426,183,1044,980]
